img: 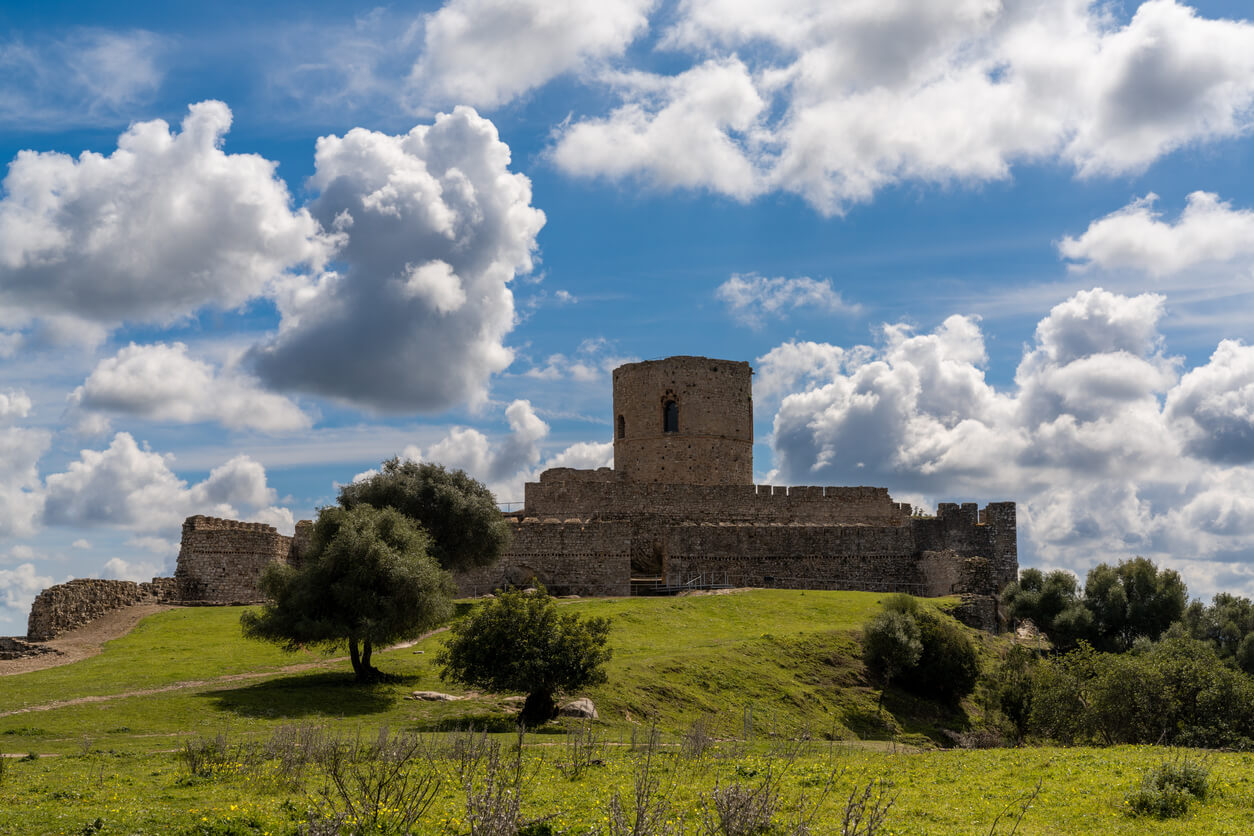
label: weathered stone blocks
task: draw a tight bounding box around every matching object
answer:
[26,578,166,641]
[174,515,291,603]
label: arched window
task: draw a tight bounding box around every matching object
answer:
[617,414,625,439]
[663,400,679,433]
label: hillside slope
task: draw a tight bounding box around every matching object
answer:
[0,589,975,752]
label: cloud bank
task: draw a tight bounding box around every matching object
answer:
[767,287,1254,595]
[545,0,1254,213]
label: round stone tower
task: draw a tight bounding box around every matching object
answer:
[612,356,753,485]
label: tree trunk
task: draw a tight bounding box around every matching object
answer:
[348,637,381,683]
[520,691,556,726]
[348,638,363,679]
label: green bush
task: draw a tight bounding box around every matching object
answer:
[903,611,979,702]
[438,586,612,725]
[863,597,979,704]
[861,610,922,697]
[1126,759,1209,818]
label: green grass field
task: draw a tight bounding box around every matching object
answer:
[0,590,1251,834]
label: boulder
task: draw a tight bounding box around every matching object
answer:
[558,697,598,720]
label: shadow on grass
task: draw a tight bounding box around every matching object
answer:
[202,671,421,718]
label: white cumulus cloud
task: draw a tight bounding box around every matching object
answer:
[0,427,51,538]
[411,0,656,109]
[0,389,31,420]
[550,0,1254,214]
[0,101,338,332]
[0,562,54,621]
[71,342,311,432]
[1060,191,1254,279]
[766,286,1254,597]
[43,433,289,534]
[249,106,545,411]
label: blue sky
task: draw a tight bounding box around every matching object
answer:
[3,0,1254,634]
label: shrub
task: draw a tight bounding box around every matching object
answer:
[901,611,979,702]
[863,597,979,704]
[438,586,612,725]
[861,611,922,702]
[1126,759,1209,819]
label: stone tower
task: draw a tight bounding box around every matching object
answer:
[612,356,753,485]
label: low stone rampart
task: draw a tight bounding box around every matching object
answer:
[26,578,164,641]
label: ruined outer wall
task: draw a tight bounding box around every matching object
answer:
[910,503,1018,591]
[526,474,912,525]
[453,520,632,597]
[26,578,174,641]
[612,357,753,485]
[174,516,291,603]
[663,523,922,591]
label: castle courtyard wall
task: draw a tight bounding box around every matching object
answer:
[525,475,912,525]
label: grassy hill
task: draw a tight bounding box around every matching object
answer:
[0,590,963,750]
[1,590,1251,834]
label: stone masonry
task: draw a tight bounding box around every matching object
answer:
[174,515,293,603]
[26,578,177,641]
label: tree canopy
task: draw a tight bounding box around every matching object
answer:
[1001,557,1186,652]
[338,458,511,572]
[437,587,612,725]
[241,505,454,682]
[862,594,978,705]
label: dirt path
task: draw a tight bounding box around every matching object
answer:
[0,614,451,718]
[0,603,175,676]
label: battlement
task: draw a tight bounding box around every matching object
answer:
[525,470,912,524]
[182,515,280,534]
[175,515,291,603]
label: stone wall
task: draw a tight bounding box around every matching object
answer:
[453,520,632,597]
[26,578,170,641]
[911,502,1018,591]
[174,515,291,603]
[526,475,912,525]
[613,357,754,485]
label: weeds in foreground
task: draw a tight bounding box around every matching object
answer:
[560,720,605,781]
[987,778,1042,835]
[312,729,441,835]
[603,722,681,836]
[681,716,715,764]
[837,776,896,836]
[177,732,239,778]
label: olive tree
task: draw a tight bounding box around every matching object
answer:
[338,459,510,572]
[437,587,612,725]
[241,505,454,682]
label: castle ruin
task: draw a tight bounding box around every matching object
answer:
[451,356,1017,613]
[27,355,1015,642]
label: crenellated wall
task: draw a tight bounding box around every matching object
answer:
[174,515,291,603]
[525,474,912,525]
